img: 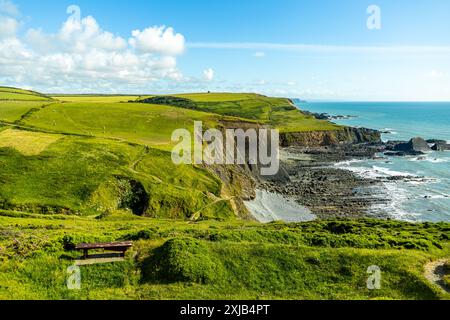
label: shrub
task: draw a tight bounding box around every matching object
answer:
[123,228,159,241]
[141,238,223,284]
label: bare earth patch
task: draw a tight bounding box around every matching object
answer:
[424,259,449,293]
[0,128,61,156]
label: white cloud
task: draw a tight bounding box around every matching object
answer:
[0,4,188,93]
[129,26,185,56]
[253,51,265,58]
[427,70,445,78]
[203,68,214,81]
[0,15,18,38]
[0,0,18,16]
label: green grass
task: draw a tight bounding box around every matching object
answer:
[174,92,264,102]
[0,86,52,98]
[0,92,52,101]
[138,92,340,132]
[21,102,229,150]
[0,215,448,300]
[0,129,62,155]
[0,135,233,219]
[51,95,142,103]
[0,101,55,122]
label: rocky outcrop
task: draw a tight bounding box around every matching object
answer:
[302,110,357,121]
[279,127,381,147]
[431,141,450,151]
[393,137,432,153]
[385,137,450,155]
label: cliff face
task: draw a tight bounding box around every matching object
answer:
[279,127,381,147]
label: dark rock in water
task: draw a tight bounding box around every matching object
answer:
[385,140,406,150]
[302,110,357,121]
[393,137,431,153]
[384,151,423,156]
[426,139,446,144]
[431,141,450,151]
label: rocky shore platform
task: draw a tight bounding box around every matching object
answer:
[257,133,449,219]
[259,144,387,219]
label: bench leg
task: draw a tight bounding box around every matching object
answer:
[83,249,88,259]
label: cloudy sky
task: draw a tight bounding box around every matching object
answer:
[1,0,450,100]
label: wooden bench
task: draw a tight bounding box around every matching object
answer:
[75,241,133,259]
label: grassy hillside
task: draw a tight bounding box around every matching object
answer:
[0,214,448,300]
[51,95,142,103]
[0,133,234,219]
[20,102,234,149]
[0,101,55,122]
[0,87,53,101]
[138,93,341,132]
[0,88,258,220]
[0,88,55,122]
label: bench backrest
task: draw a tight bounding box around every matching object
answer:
[75,241,133,250]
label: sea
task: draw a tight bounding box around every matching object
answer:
[294,101,450,222]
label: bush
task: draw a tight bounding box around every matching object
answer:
[141,238,223,284]
[137,96,198,110]
[123,228,159,241]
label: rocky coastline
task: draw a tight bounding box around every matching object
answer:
[257,127,449,220]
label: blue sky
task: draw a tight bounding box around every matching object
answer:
[2,0,450,100]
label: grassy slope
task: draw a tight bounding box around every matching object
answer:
[0,87,53,101]
[0,213,448,300]
[0,88,55,122]
[0,134,233,219]
[0,101,54,122]
[21,102,231,150]
[140,92,341,132]
[0,88,238,219]
[51,95,143,103]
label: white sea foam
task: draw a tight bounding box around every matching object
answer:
[369,182,422,221]
[408,156,449,163]
[335,161,415,180]
[424,194,449,199]
[334,161,442,221]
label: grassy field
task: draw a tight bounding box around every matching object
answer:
[0,89,53,102]
[20,102,228,149]
[51,95,142,103]
[0,129,62,156]
[138,92,340,132]
[0,87,52,99]
[0,214,448,300]
[0,88,55,122]
[0,101,56,122]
